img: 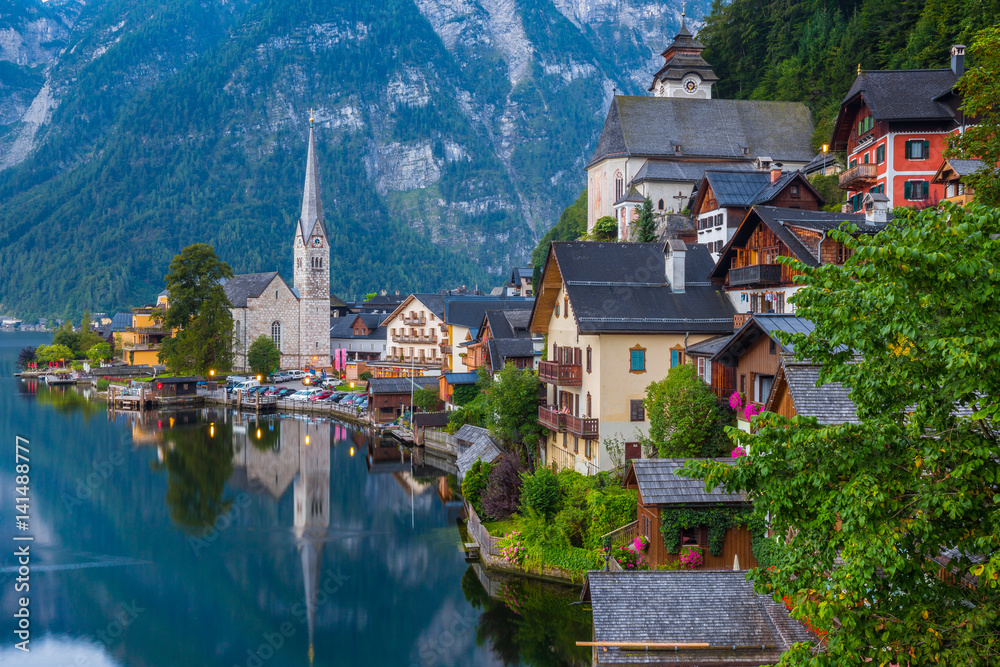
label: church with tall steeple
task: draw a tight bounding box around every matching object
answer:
[648,6,718,99]
[225,114,332,370]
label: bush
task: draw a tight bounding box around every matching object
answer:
[644,364,720,458]
[521,466,562,518]
[592,215,618,241]
[462,459,494,518]
[606,544,650,570]
[96,379,110,391]
[555,505,590,547]
[586,488,638,548]
[480,455,524,521]
[359,371,373,381]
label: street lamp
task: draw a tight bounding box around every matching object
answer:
[822,144,829,176]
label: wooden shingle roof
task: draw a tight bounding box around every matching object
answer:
[585,570,814,665]
[625,458,746,506]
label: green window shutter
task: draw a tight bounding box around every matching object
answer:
[921,180,929,199]
[904,141,912,159]
[669,349,679,368]
[904,181,912,199]
[922,140,930,159]
[864,153,870,164]
[850,159,857,168]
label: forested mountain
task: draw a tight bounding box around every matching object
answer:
[699,0,1000,145]
[0,0,711,320]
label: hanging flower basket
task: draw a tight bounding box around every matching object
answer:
[679,546,704,569]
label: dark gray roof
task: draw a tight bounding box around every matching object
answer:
[406,293,448,320]
[488,338,538,369]
[366,376,437,395]
[779,362,859,425]
[590,96,815,167]
[329,314,387,341]
[802,152,833,175]
[685,334,732,357]
[549,242,736,335]
[443,372,478,385]
[701,170,818,210]
[223,272,282,308]
[455,426,502,481]
[843,69,958,120]
[586,571,813,665]
[631,160,755,186]
[110,312,132,331]
[614,185,646,206]
[512,267,532,282]
[711,206,887,280]
[628,458,746,506]
[713,314,816,367]
[444,297,535,329]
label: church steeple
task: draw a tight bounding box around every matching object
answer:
[293,113,331,303]
[649,5,719,99]
[298,111,326,241]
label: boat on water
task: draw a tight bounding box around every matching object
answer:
[43,373,77,385]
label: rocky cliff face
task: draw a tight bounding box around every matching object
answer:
[0,0,707,319]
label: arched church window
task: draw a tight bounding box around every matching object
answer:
[614,171,623,201]
[658,199,665,210]
[271,321,281,350]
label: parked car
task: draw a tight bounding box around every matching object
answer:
[232,380,261,394]
[309,391,334,402]
[286,370,307,380]
[273,388,296,398]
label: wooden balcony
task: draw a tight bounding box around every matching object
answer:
[729,264,783,287]
[402,315,426,326]
[565,414,599,438]
[733,313,751,329]
[538,360,582,386]
[838,163,878,190]
[538,406,565,432]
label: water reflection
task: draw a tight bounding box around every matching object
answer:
[1,338,591,667]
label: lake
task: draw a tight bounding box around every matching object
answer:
[0,332,590,666]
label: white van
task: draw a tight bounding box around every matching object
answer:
[286,370,307,380]
[233,380,260,393]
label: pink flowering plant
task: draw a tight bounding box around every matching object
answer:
[731,445,747,459]
[730,390,764,423]
[632,535,651,552]
[678,546,704,568]
[498,531,526,566]
[605,543,650,570]
[729,390,744,411]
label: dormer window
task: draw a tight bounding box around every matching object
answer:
[790,185,800,198]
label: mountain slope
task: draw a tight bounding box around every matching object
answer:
[0,0,707,320]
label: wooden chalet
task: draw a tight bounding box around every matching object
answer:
[152,377,200,398]
[623,459,756,570]
[691,168,823,261]
[765,358,859,425]
[366,376,439,424]
[582,571,813,666]
[464,308,538,373]
[931,157,984,206]
[709,205,886,315]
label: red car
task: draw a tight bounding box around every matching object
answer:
[309,391,334,402]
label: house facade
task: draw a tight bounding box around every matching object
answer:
[329,313,387,362]
[691,168,824,261]
[623,458,756,571]
[378,294,446,373]
[464,309,540,374]
[831,45,969,210]
[709,205,888,316]
[530,241,735,473]
[119,292,171,366]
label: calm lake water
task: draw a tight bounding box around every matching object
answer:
[0,332,589,666]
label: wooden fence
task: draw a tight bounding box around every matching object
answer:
[423,428,458,455]
[465,502,503,558]
[601,520,639,548]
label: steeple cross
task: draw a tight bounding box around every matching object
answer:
[309,107,314,125]
[681,2,686,18]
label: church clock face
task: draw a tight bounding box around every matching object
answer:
[312,237,323,248]
[683,77,699,94]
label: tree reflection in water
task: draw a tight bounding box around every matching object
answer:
[462,566,591,667]
[154,422,234,531]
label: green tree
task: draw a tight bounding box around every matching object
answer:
[483,363,545,466]
[35,344,74,365]
[520,466,562,519]
[86,342,112,364]
[688,204,1000,665]
[951,25,1000,206]
[591,216,618,241]
[412,386,440,413]
[633,196,657,242]
[158,244,234,375]
[643,364,719,458]
[246,335,280,378]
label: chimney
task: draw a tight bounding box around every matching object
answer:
[664,239,687,293]
[770,162,784,183]
[951,44,966,76]
[864,192,889,225]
